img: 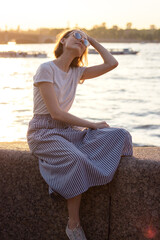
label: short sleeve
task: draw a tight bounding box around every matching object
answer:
[33,63,54,87]
[77,66,86,84]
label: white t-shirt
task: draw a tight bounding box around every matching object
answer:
[33,61,86,115]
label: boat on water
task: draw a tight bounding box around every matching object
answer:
[109,48,139,55]
[0,51,48,58]
[88,48,139,55]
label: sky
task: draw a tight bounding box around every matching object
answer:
[1,0,160,30]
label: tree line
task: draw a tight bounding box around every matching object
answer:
[0,23,160,43]
[38,23,160,42]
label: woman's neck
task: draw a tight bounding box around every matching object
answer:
[53,51,77,73]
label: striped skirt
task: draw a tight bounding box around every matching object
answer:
[27,114,133,200]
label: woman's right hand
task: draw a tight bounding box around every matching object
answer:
[91,121,110,130]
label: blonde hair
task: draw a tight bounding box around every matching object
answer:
[53,29,88,67]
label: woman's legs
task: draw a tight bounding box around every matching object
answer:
[67,194,82,230]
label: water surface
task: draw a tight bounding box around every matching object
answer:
[0,43,160,146]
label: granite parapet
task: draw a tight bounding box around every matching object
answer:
[0,143,159,240]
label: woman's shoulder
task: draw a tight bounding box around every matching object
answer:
[72,65,86,73]
[38,61,54,71]
[34,61,54,80]
[34,61,55,77]
[72,66,87,79]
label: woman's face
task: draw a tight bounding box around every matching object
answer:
[61,30,88,57]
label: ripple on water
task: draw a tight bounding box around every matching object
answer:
[13,109,29,112]
[134,124,160,130]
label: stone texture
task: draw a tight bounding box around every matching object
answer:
[0,143,160,240]
[0,143,110,240]
[109,147,160,240]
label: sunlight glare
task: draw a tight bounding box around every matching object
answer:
[8,39,16,45]
[142,225,157,239]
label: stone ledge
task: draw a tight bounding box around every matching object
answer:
[0,143,109,240]
[0,143,159,240]
[110,147,160,240]
[0,141,29,151]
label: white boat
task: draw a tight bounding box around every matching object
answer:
[0,51,48,58]
[88,48,139,55]
[110,48,139,55]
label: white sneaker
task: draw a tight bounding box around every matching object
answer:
[65,223,87,240]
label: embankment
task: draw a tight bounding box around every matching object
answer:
[0,143,159,240]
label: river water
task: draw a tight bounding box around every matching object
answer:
[0,43,160,146]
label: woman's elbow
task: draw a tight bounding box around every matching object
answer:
[106,61,118,71]
[112,60,119,68]
[104,60,119,71]
[51,109,63,121]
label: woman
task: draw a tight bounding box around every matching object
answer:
[27,29,133,240]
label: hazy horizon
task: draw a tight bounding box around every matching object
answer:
[1,0,160,31]
[1,24,160,32]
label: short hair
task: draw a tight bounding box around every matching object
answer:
[53,29,88,68]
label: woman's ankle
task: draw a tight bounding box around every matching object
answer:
[68,218,81,230]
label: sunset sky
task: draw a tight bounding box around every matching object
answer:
[1,0,160,30]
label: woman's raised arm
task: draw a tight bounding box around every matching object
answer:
[81,37,118,80]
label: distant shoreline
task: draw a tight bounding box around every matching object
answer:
[1,40,160,44]
[1,27,160,44]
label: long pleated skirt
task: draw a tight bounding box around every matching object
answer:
[27,114,133,200]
